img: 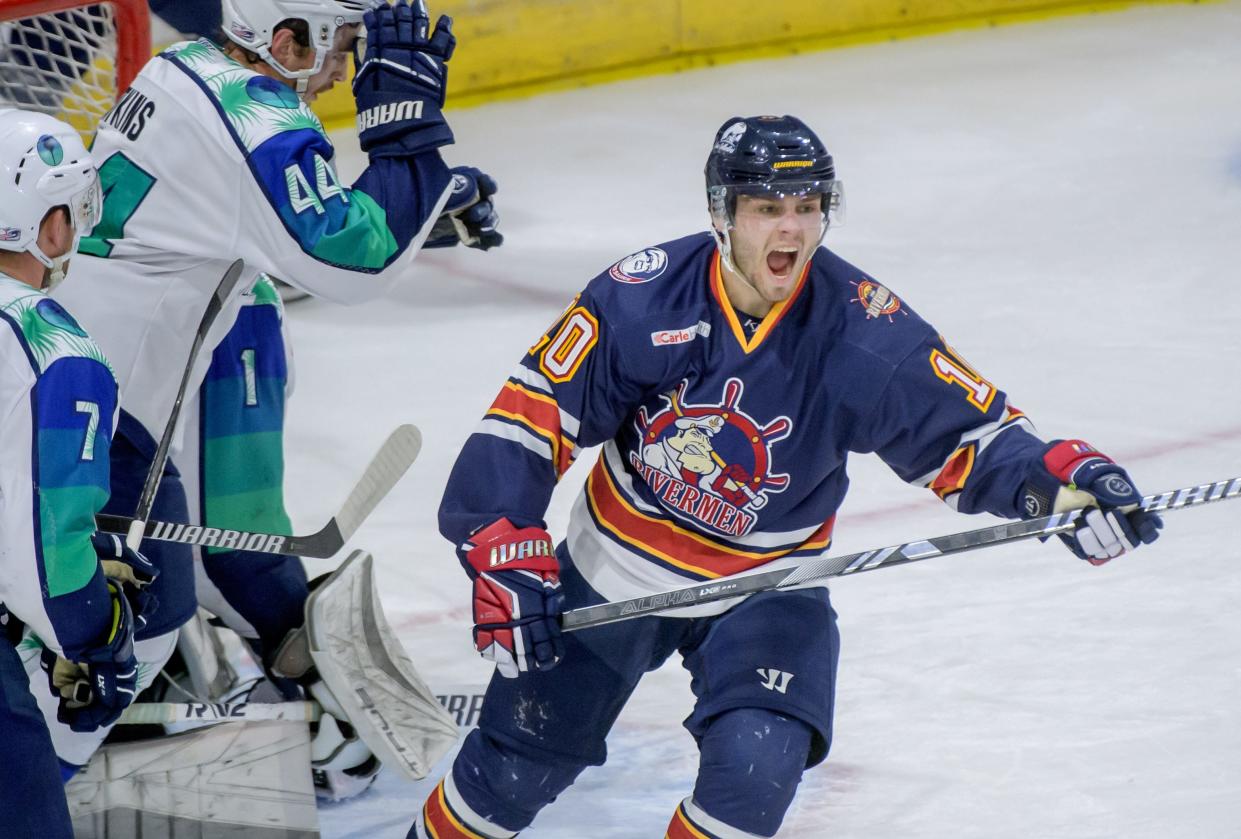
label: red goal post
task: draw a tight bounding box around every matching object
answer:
[0,0,151,136]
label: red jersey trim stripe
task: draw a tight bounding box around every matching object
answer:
[422,780,488,839]
[586,458,834,578]
[486,382,576,475]
[929,404,1029,500]
[930,444,976,500]
[709,250,811,355]
[666,803,718,839]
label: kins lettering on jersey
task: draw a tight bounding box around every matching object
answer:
[101,87,156,141]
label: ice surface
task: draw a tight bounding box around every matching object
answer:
[288,3,1241,835]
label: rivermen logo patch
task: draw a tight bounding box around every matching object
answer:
[851,279,907,322]
[631,378,791,537]
[609,248,668,284]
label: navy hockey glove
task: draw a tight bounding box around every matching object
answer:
[1022,440,1163,565]
[41,581,138,732]
[464,518,564,679]
[353,0,455,157]
[424,167,503,250]
[91,532,159,631]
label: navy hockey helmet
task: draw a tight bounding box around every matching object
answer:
[705,115,843,225]
[705,115,844,275]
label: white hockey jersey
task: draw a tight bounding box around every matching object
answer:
[0,274,117,658]
[54,40,450,447]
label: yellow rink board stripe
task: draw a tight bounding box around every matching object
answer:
[311,0,1207,129]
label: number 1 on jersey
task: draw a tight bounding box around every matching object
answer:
[241,348,258,407]
[930,345,996,412]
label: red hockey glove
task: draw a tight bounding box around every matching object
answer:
[465,519,564,679]
[1021,440,1163,565]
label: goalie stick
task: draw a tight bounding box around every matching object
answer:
[560,475,1241,632]
[119,700,321,724]
[95,424,422,558]
[123,259,246,550]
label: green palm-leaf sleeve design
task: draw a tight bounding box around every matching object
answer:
[213,77,265,128]
[274,110,327,139]
[174,40,215,67]
[18,303,57,364]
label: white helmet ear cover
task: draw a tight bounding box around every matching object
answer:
[0,109,100,265]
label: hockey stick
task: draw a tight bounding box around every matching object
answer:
[117,683,490,727]
[119,700,322,725]
[95,424,422,558]
[123,259,247,550]
[560,476,1241,632]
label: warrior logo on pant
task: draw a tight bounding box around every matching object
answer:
[632,378,791,537]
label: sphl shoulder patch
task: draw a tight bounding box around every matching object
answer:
[609,247,669,284]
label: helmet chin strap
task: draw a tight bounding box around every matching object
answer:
[710,218,831,301]
[29,230,80,291]
[711,226,762,297]
[262,49,317,99]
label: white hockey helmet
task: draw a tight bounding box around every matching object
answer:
[221,0,369,94]
[0,109,101,270]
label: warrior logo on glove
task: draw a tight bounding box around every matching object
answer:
[487,536,553,568]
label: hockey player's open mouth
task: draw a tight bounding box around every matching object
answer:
[766,247,798,279]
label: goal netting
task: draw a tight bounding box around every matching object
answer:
[0,0,149,138]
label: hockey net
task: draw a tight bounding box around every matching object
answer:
[0,0,149,139]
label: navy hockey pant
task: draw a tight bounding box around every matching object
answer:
[0,617,73,838]
[446,544,840,834]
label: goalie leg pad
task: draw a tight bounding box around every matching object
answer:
[304,550,459,780]
[65,720,317,836]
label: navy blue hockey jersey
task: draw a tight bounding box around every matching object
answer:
[439,233,1047,614]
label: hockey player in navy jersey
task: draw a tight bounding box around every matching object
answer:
[412,115,1163,838]
[0,110,152,839]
